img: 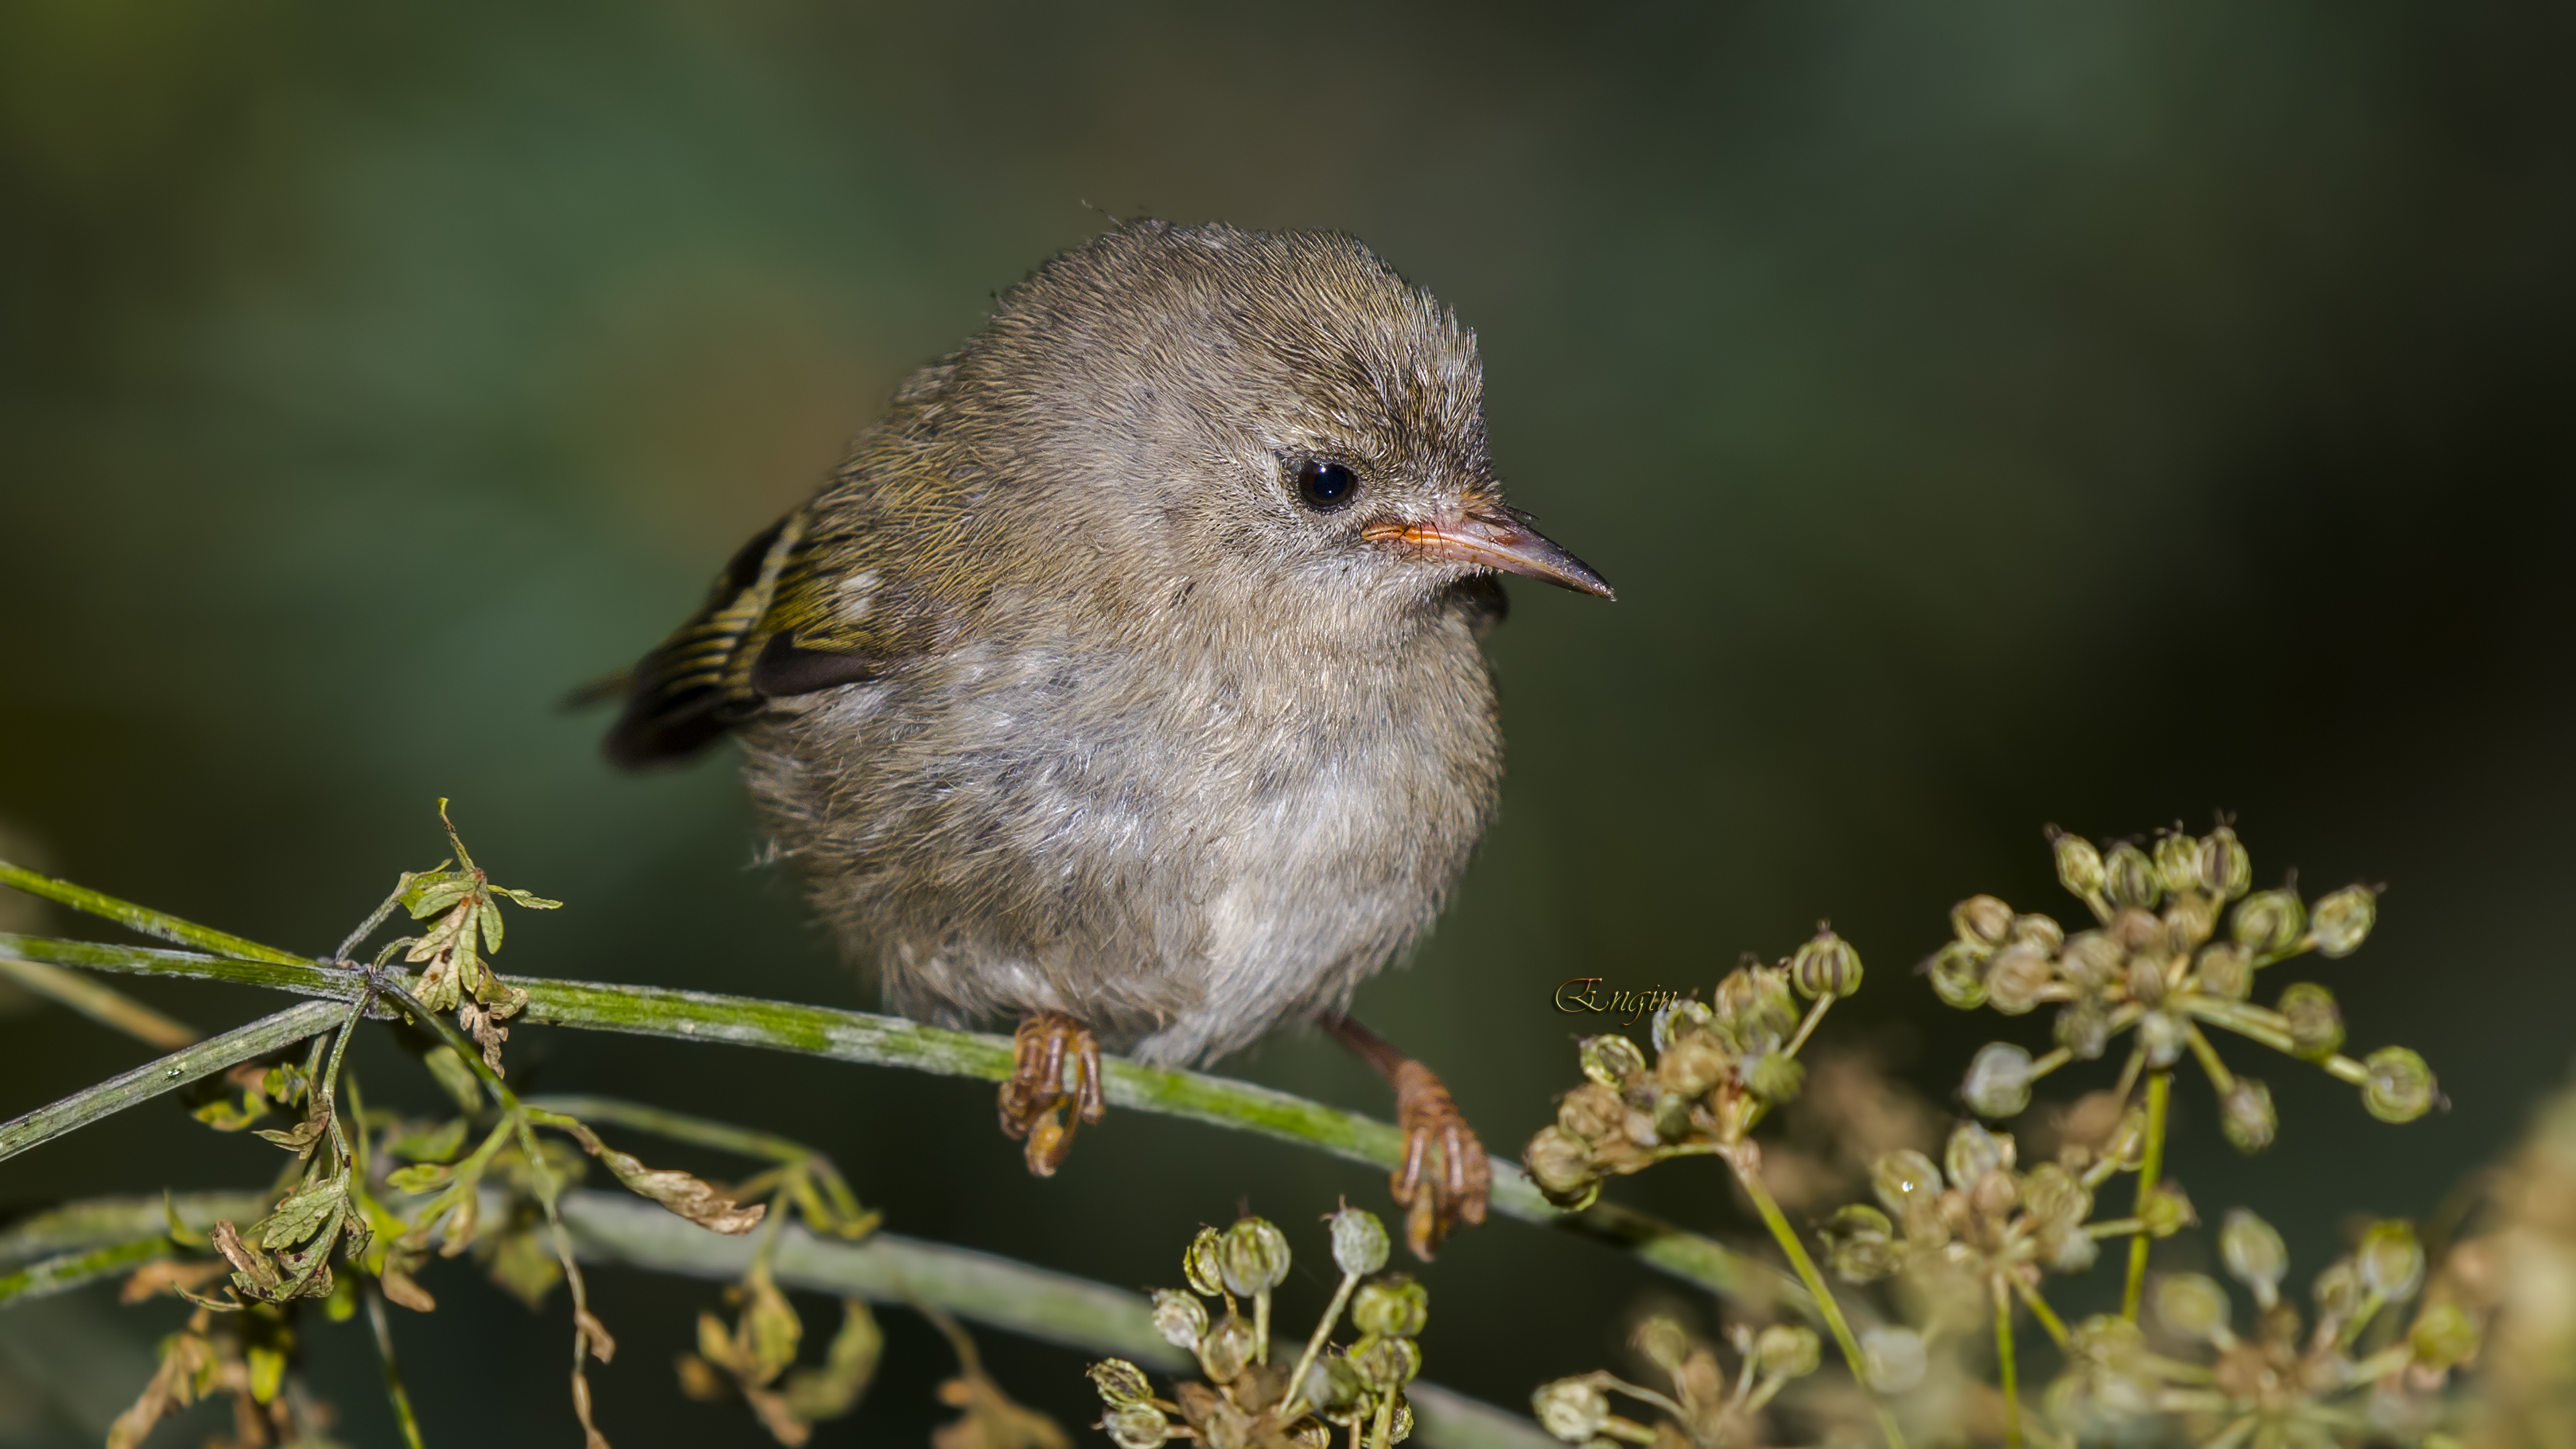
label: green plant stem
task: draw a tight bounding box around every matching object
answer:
[1,1189,1555,1448]
[365,1283,430,1449]
[519,1094,819,1163]
[1279,1269,1363,1422]
[0,926,1786,1307]
[1993,1276,2019,1449]
[1727,1150,1906,1449]
[2123,1068,2171,1321]
[0,861,309,966]
[0,955,197,1049]
[0,998,344,1164]
[2009,1277,2070,1351]
[0,1237,171,1305]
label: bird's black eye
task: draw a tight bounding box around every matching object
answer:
[1292,458,1359,511]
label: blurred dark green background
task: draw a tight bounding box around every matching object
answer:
[5,2,2573,1443]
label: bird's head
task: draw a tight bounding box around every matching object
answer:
[955,221,1612,633]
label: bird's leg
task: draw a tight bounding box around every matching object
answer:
[997,1011,1106,1177]
[1323,1014,1491,1259]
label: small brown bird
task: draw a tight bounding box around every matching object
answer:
[604,220,1611,1256]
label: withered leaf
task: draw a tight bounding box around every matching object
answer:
[386,1163,453,1195]
[578,1309,619,1364]
[211,1221,279,1292]
[119,1258,227,1304]
[380,1264,437,1312]
[777,1300,882,1423]
[600,1148,766,1234]
[254,1114,329,1152]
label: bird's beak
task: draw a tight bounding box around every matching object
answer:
[1363,507,1615,600]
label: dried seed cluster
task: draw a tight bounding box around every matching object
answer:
[1935,824,2434,1146]
[1091,1207,1423,1449]
[1524,930,1864,1210]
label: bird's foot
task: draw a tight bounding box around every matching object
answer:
[996,1011,1105,1176]
[1389,1059,1491,1260]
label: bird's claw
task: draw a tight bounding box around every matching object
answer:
[997,1011,1105,1176]
[1389,1059,1490,1259]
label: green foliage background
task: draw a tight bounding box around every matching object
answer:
[3,2,2573,1442]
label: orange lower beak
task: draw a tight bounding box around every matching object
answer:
[1363,510,1615,600]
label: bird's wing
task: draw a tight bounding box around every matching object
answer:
[602,506,916,767]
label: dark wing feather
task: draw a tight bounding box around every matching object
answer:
[603,510,892,767]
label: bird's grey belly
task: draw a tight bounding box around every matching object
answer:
[741,635,1501,1066]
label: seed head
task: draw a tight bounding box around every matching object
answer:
[1349,1333,1421,1391]
[1532,1379,1609,1444]
[1328,1205,1391,1279]
[1103,1402,1174,1449]
[2358,1220,2425,1301]
[1945,1122,2015,1190]
[1963,1041,2035,1119]
[1578,1034,1647,1087]
[1656,1034,1729,1097]
[2153,833,2203,900]
[2055,1000,2114,1061]
[2196,943,2253,1000]
[2279,982,2344,1061]
[1523,1127,1599,1208]
[2363,1046,2436,1123]
[2155,1274,2233,1344]
[2410,1301,2481,1372]
[2220,1209,2288,1310]
[1200,1314,1257,1383]
[1152,1288,1208,1349]
[2200,827,2253,899]
[1218,1217,1291,1297]
[1953,896,2015,949]
[1089,1359,1155,1407]
[1352,1275,1428,1338]
[2104,842,2161,912]
[2232,890,2306,958]
[2309,885,2378,957]
[1927,941,1990,1010]
[1791,927,1864,998]
[2051,829,2106,900]
[2140,1181,2196,1238]
[2220,1077,2277,1154]
[1822,1204,1900,1283]
[1755,1324,1821,1379]
[1872,1148,1943,1216]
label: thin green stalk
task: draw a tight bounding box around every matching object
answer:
[1278,1269,1362,1422]
[2010,1277,2070,1351]
[1727,1150,1906,1449]
[0,861,309,966]
[3,1191,1556,1449]
[0,926,1785,1307]
[2123,1069,2171,1321]
[365,1283,430,1449]
[1994,1277,2019,1449]
[0,1237,170,1306]
[0,998,345,1163]
[520,1095,818,1163]
[0,956,197,1049]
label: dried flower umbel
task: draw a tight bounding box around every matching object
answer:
[2049,1212,2480,1446]
[87,804,878,1449]
[1519,930,1910,1449]
[1532,1316,1821,1448]
[1090,1205,1421,1449]
[1931,824,2437,1320]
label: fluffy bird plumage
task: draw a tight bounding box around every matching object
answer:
[610,220,1595,1066]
